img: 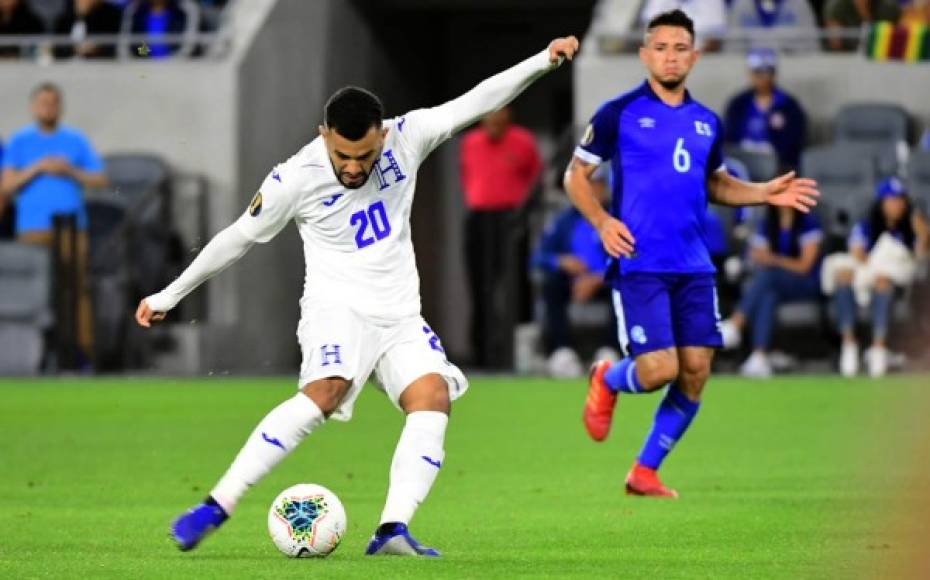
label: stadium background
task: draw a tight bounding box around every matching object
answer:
[0,0,927,374]
[2,1,930,576]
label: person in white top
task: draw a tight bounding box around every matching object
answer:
[137,35,580,557]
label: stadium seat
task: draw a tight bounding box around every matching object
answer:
[801,144,875,238]
[834,103,909,144]
[834,103,909,177]
[908,149,930,214]
[103,153,170,210]
[0,243,52,375]
[86,194,133,369]
[723,147,778,182]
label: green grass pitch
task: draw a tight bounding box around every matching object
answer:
[1,375,927,579]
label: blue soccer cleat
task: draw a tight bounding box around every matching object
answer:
[170,497,228,551]
[364,522,440,557]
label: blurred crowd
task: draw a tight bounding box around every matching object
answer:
[590,0,930,53]
[0,0,229,60]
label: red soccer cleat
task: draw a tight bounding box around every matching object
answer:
[582,360,618,442]
[625,462,679,499]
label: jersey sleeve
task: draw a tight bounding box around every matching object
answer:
[848,220,869,251]
[573,104,618,166]
[77,134,104,172]
[392,108,450,162]
[749,221,769,249]
[707,114,726,174]
[798,214,823,246]
[233,167,300,243]
[3,135,22,169]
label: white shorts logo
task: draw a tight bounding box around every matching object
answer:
[630,325,648,345]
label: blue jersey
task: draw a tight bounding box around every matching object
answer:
[575,81,724,281]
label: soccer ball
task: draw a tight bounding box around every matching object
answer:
[267,483,347,557]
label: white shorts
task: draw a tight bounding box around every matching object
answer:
[296,303,469,422]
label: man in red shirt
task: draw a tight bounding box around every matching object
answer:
[459,106,542,368]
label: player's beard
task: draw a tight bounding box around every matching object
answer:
[657,75,686,91]
[338,170,372,190]
[330,147,383,190]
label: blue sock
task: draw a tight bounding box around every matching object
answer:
[637,385,701,470]
[603,357,647,394]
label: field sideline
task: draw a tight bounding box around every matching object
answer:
[1,376,928,579]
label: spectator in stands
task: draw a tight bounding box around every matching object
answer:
[719,207,824,378]
[0,0,44,59]
[640,0,727,52]
[0,83,108,368]
[459,106,542,369]
[54,0,123,59]
[724,48,807,172]
[0,136,11,239]
[824,0,901,50]
[128,0,193,58]
[727,0,820,52]
[531,168,616,377]
[825,178,929,377]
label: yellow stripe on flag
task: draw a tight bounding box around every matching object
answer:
[906,24,925,62]
[874,22,892,60]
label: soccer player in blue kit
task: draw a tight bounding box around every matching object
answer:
[565,10,819,497]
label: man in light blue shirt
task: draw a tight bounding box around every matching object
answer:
[1,82,108,365]
[1,83,107,236]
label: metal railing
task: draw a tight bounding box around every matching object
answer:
[0,30,234,62]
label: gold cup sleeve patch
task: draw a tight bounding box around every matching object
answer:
[248,192,263,217]
[580,123,594,146]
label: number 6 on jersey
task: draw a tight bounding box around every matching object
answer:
[672,138,690,173]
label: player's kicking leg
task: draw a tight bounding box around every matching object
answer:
[625,347,711,498]
[365,373,450,557]
[584,349,683,497]
[170,378,348,551]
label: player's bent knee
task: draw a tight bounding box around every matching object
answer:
[301,377,351,417]
[636,351,679,390]
[399,373,451,415]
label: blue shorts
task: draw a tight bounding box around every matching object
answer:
[611,273,723,357]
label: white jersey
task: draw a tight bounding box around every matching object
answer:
[143,49,557,319]
[235,109,449,322]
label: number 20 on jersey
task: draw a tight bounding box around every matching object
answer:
[351,200,392,249]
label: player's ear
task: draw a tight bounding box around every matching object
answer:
[318,125,327,139]
[381,127,389,139]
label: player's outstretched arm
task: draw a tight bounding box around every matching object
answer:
[134,225,255,327]
[430,36,579,137]
[708,169,819,212]
[564,157,635,258]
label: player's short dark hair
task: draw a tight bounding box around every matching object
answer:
[31,81,62,100]
[324,86,384,141]
[645,9,695,44]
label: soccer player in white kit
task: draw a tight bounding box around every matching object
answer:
[136,35,580,556]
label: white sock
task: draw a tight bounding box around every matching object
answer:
[211,393,325,514]
[379,411,448,525]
